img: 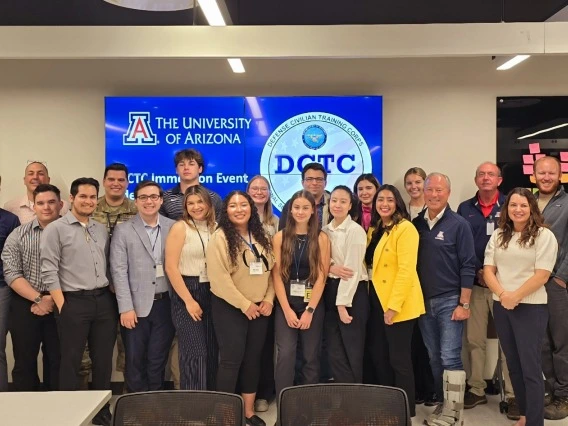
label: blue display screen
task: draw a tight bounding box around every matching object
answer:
[105,96,383,212]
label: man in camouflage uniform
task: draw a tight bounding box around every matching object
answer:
[80,163,137,390]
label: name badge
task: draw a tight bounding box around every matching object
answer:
[199,267,209,283]
[156,264,165,278]
[250,261,263,275]
[486,222,495,236]
[290,282,306,297]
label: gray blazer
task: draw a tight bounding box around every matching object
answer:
[110,213,175,317]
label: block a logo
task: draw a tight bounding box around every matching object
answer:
[123,112,157,146]
[260,112,373,212]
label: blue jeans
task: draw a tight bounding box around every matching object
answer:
[419,295,464,400]
[0,285,11,392]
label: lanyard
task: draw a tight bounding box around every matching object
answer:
[240,229,261,260]
[106,212,121,238]
[293,236,308,282]
[191,219,209,257]
[149,226,161,254]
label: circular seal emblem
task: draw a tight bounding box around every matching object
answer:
[302,125,327,150]
[260,112,374,212]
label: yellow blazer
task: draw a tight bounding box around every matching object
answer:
[368,219,425,323]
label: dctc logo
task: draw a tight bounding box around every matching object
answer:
[260,112,373,211]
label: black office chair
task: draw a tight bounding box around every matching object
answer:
[112,390,246,426]
[277,383,411,426]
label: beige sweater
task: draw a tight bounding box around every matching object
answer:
[206,229,275,312]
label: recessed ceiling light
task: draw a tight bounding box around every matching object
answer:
[103,0,194,12]
[496,55,530,71]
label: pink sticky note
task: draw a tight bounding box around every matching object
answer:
[529,143,541,154]
[523,154,534,164]
[523,164,534,175]
[562,163,568,173]
[561,152,568,162]
[535,154,546,160]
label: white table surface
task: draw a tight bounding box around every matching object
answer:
[0,390,112,426]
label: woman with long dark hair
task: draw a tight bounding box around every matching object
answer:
[165,185,218,391]
[323,185,369,383]
[484,188,557,426]
[365,184,425,417]
[206,190,275,426]
[353,174,380,232]
[273,190,330,400]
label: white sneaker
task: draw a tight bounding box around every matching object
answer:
[254,399,269,412]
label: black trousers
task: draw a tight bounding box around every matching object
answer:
[9,292,60,391]
[55,288,118,391]
[323,278,369,384]
[368,284,416,416]
[122,295,175,393]
[542,279,568,397]
[257,311,275,400]
[494,302,548,426]
[212,294,268,394]
[274,301,325,399]
[412,322,435,398]
[172,277,218,391]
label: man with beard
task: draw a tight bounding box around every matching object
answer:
[533,156,568,420]
[41,178,118,426]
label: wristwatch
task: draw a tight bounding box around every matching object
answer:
[459,302,470,310]
[306,306,315,314]
[33,294,43,304]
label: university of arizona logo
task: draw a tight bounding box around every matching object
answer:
[123,112,157,145]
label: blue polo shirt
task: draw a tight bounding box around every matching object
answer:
[0,208,21,288]
[413,207,476,300]
[457,192,506,280]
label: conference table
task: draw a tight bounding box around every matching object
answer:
[0,390,112,425]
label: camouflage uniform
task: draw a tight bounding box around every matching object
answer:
[78,197,137,386]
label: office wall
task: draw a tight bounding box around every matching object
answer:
[2,56,568,206]
[1,55,568,381]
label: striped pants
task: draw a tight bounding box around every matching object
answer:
[171,276,218,390]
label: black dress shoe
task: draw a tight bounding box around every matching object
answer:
[246,414,266,426]
[424,393,439,407]
[416,394,425,405]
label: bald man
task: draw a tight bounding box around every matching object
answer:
[4,162,69,224]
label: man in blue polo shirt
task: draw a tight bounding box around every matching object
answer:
[414,172,476,426]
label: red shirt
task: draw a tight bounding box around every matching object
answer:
[478,192,499,218]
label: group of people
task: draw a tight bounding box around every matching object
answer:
[0,150,566,426]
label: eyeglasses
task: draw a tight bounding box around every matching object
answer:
[476,172,499,178]
[137,194,161,201]
[304,177,326,183]
[249,187,269,193]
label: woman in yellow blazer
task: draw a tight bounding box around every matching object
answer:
[365,184,425,417]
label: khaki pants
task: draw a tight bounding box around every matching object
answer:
[466,285,514,398]
[167,335,180,389]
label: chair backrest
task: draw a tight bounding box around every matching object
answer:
[278,384,411,426]
[112,390,246,426]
